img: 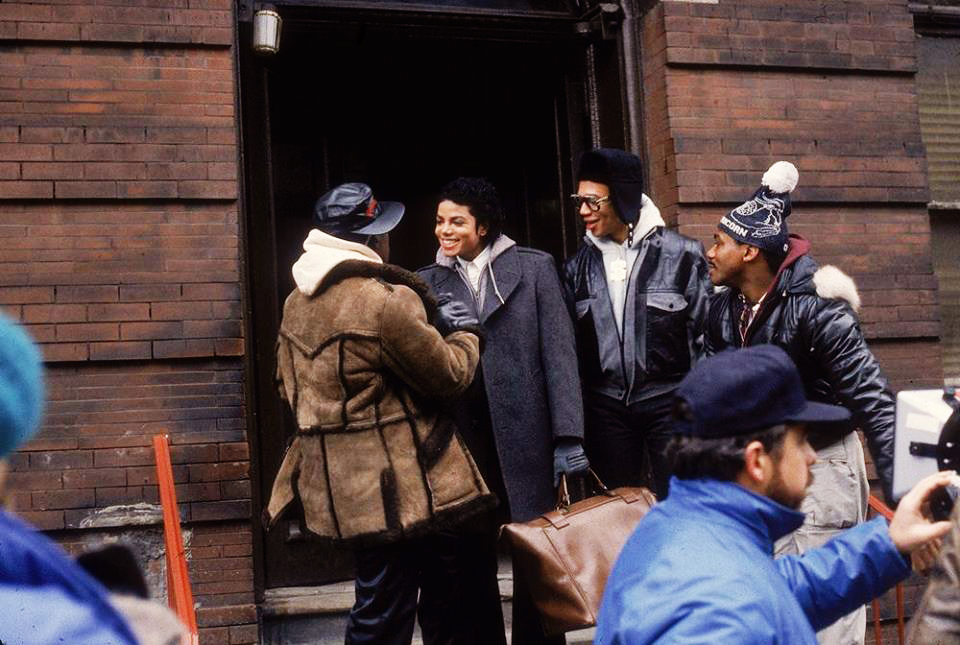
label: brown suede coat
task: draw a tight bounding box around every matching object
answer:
[265,259,493,544]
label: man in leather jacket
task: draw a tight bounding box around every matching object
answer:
[704,161,896,645]
[562,148,710,497]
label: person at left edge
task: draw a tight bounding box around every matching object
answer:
[418,177,588,645]
[263,182,496,645]
[0,314,141,645]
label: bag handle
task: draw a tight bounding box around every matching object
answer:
[554,468,614,511]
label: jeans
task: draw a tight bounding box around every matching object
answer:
[583,390,675,498]
[346,515,506,645]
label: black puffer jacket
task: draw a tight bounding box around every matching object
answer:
[563,228,710,404]
[705,243,895,501]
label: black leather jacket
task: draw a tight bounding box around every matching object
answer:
[562,228,710,404]
[705,252,895,501]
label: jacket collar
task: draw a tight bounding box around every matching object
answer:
[292,229,382,296]
[433,233,517,268]
[433,235,520,322]
[666,477,806,550]
[735,235,814,343]
[769,235,813,296]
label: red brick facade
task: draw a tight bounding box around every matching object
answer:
[642,0,941,390]
[0,0,254,641]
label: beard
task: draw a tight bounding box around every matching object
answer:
[767,470,813,510]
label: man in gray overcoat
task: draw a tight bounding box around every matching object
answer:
[419,177,588,645]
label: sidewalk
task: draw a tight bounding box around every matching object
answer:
[262,557,597,644]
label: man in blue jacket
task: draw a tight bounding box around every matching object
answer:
[596,345,953,644]
[0,313,141,645]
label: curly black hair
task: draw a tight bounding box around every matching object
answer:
[437,177,504,242]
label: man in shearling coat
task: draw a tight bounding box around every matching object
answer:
[704,162,896,645]
[264,183,496,645]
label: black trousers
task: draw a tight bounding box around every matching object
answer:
[345,513,506,645]
[583,390,675,499]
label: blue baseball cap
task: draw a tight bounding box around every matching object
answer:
[674,345,850,438]
[0,313,44,458]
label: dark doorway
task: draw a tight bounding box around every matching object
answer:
[240,5,627,591]
[268,23,584,284]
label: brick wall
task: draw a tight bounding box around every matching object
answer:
[0,202,242,362]
[642,0,941,386]
[0,0,254,642]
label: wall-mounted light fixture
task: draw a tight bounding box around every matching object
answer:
[253,4,282,55]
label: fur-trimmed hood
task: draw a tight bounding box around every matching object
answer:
[780,254,861,314]
[812,265,861,313]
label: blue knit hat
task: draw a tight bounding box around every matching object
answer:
[0,314,44,458]
[718,161,799,256]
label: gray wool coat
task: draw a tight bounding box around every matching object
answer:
[418,236,584,522]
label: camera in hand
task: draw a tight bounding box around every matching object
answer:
[893,387,960,520]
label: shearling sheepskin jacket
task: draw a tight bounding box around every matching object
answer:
[705,235,895,501]
[265,230,493,544]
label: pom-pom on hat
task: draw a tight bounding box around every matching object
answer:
[0,313,44,458]
[719,161,799,256]
[576,148,646,228]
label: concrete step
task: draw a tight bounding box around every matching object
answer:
[261,560,596,644]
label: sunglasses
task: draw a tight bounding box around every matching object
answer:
[570,194,611,212]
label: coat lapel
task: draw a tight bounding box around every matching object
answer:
[480,245,521,323]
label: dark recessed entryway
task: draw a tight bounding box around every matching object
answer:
[239,4,627,591]
[267,21,583,282]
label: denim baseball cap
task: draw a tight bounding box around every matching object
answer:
[673,345,850,438]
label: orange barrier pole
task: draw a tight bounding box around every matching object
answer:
[871,597,882,645]
[868,494,905,645]
[153,434,200,645]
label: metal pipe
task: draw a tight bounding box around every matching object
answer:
[619,0,644,155]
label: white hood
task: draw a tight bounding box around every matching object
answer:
[291,229,382,296]
[586,193,665,249]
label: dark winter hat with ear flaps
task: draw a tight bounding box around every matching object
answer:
[719,161,799,256]
[576,148,646,228]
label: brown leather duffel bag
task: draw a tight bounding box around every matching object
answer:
[499,472,656,635]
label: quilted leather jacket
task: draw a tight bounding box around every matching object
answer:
[562,227,710,404]
[705,242,895,501]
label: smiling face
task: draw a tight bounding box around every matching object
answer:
[435,200,487,261]
[706,229,750,287]
[576,180,629,244]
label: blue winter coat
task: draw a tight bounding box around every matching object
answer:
[0,509,139,645]
[596,478,910,644]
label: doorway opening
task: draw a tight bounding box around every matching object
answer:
[239,6,628,590]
